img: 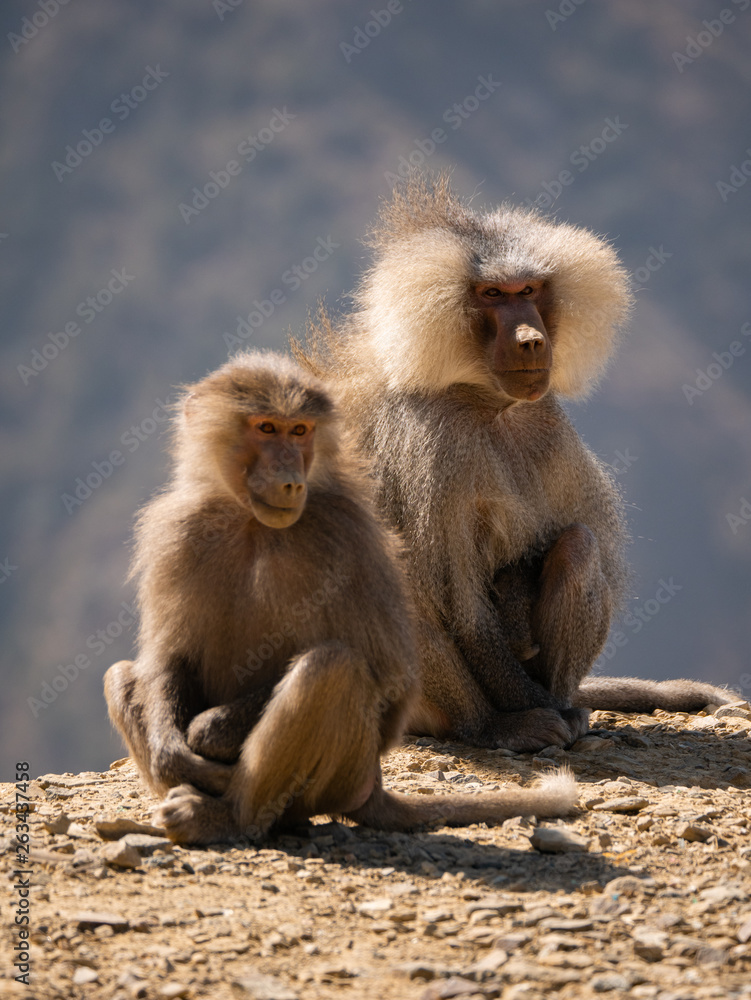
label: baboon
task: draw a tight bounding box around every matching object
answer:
[104,351,577,845]
[294,174,733,751]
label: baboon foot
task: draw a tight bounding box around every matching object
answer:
[154,784,238,846]
[494,707,590,752]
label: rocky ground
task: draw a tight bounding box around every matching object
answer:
[2,703,751,1000]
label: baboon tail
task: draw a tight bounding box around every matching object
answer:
[573,676,736,713]
[345,769,577,832]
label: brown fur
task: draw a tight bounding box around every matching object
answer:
[104,350,578,845]
[294,173,734,749]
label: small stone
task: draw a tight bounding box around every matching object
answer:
[635,815,653,831]
[158,985,190,999]
[738,916,751,943]
[726,767,751,788]
[400,963,437,981]
[232,971,298,998]
[602,875,656,895]
[75,911,129,932]
[540,918,593,932]
[677,822,712,843]
[121,833,174,855]
[714,701,751,719]
[530,826,589,853]
[466,896,522,917]
[43,812,71,834]
[357,898,393,917]
[95,815,167,839]
[422,755,460,771]
[592,973,630,992]
[470,948,508,975]
[592,796,648,813]
[421,976,486,999]
[72,967,99,985]
[420,907,454,923]
[633,929,667,961]
[260,880,279,893]
[102,841,142,869]
[571,736,610,753]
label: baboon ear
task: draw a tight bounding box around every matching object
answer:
[183,391,198,417]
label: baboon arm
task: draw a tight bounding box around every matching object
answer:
[120,655,234,797]
[454,601,563,712]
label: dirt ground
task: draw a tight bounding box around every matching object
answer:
[2,704,751,1000]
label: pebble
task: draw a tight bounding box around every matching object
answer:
[75,910,130,932]
[232,971,298,999]
[121,833,174,855]
[95,815,167,839]
[632,929,668,961]
[530,826,589,853]
[101,841,142,869]
[592,796,649,813]
[158,985,190,999]
[357,898,393,917]
[591,972,630,992]
[72,967,99,985]
[677,822,712,843]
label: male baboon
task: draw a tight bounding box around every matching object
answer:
[104,351,577,845]
[295,174,733,751]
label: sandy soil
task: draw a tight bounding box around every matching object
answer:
[2,704,751,1000]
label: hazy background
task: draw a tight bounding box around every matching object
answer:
[2,0,750,778]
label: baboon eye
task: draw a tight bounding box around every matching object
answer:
[290,425,307,436]
[520,286,535,296]
[484,288,502,297]
[258,422,275,434]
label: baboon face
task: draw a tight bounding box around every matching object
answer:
[240,414,316,528]
[472,279,554,402]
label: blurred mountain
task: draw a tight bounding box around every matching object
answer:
[1,0,749,775]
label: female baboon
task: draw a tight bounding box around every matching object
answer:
[104,351,576,845]
[295,174,733,751]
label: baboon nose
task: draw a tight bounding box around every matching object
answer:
[282,481,305,496]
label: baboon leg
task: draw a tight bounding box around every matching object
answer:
[529,523,611,701]
[154,643,383,845]
[411,623,589,752]
[104,659,234,798]
[186,685,275,763]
